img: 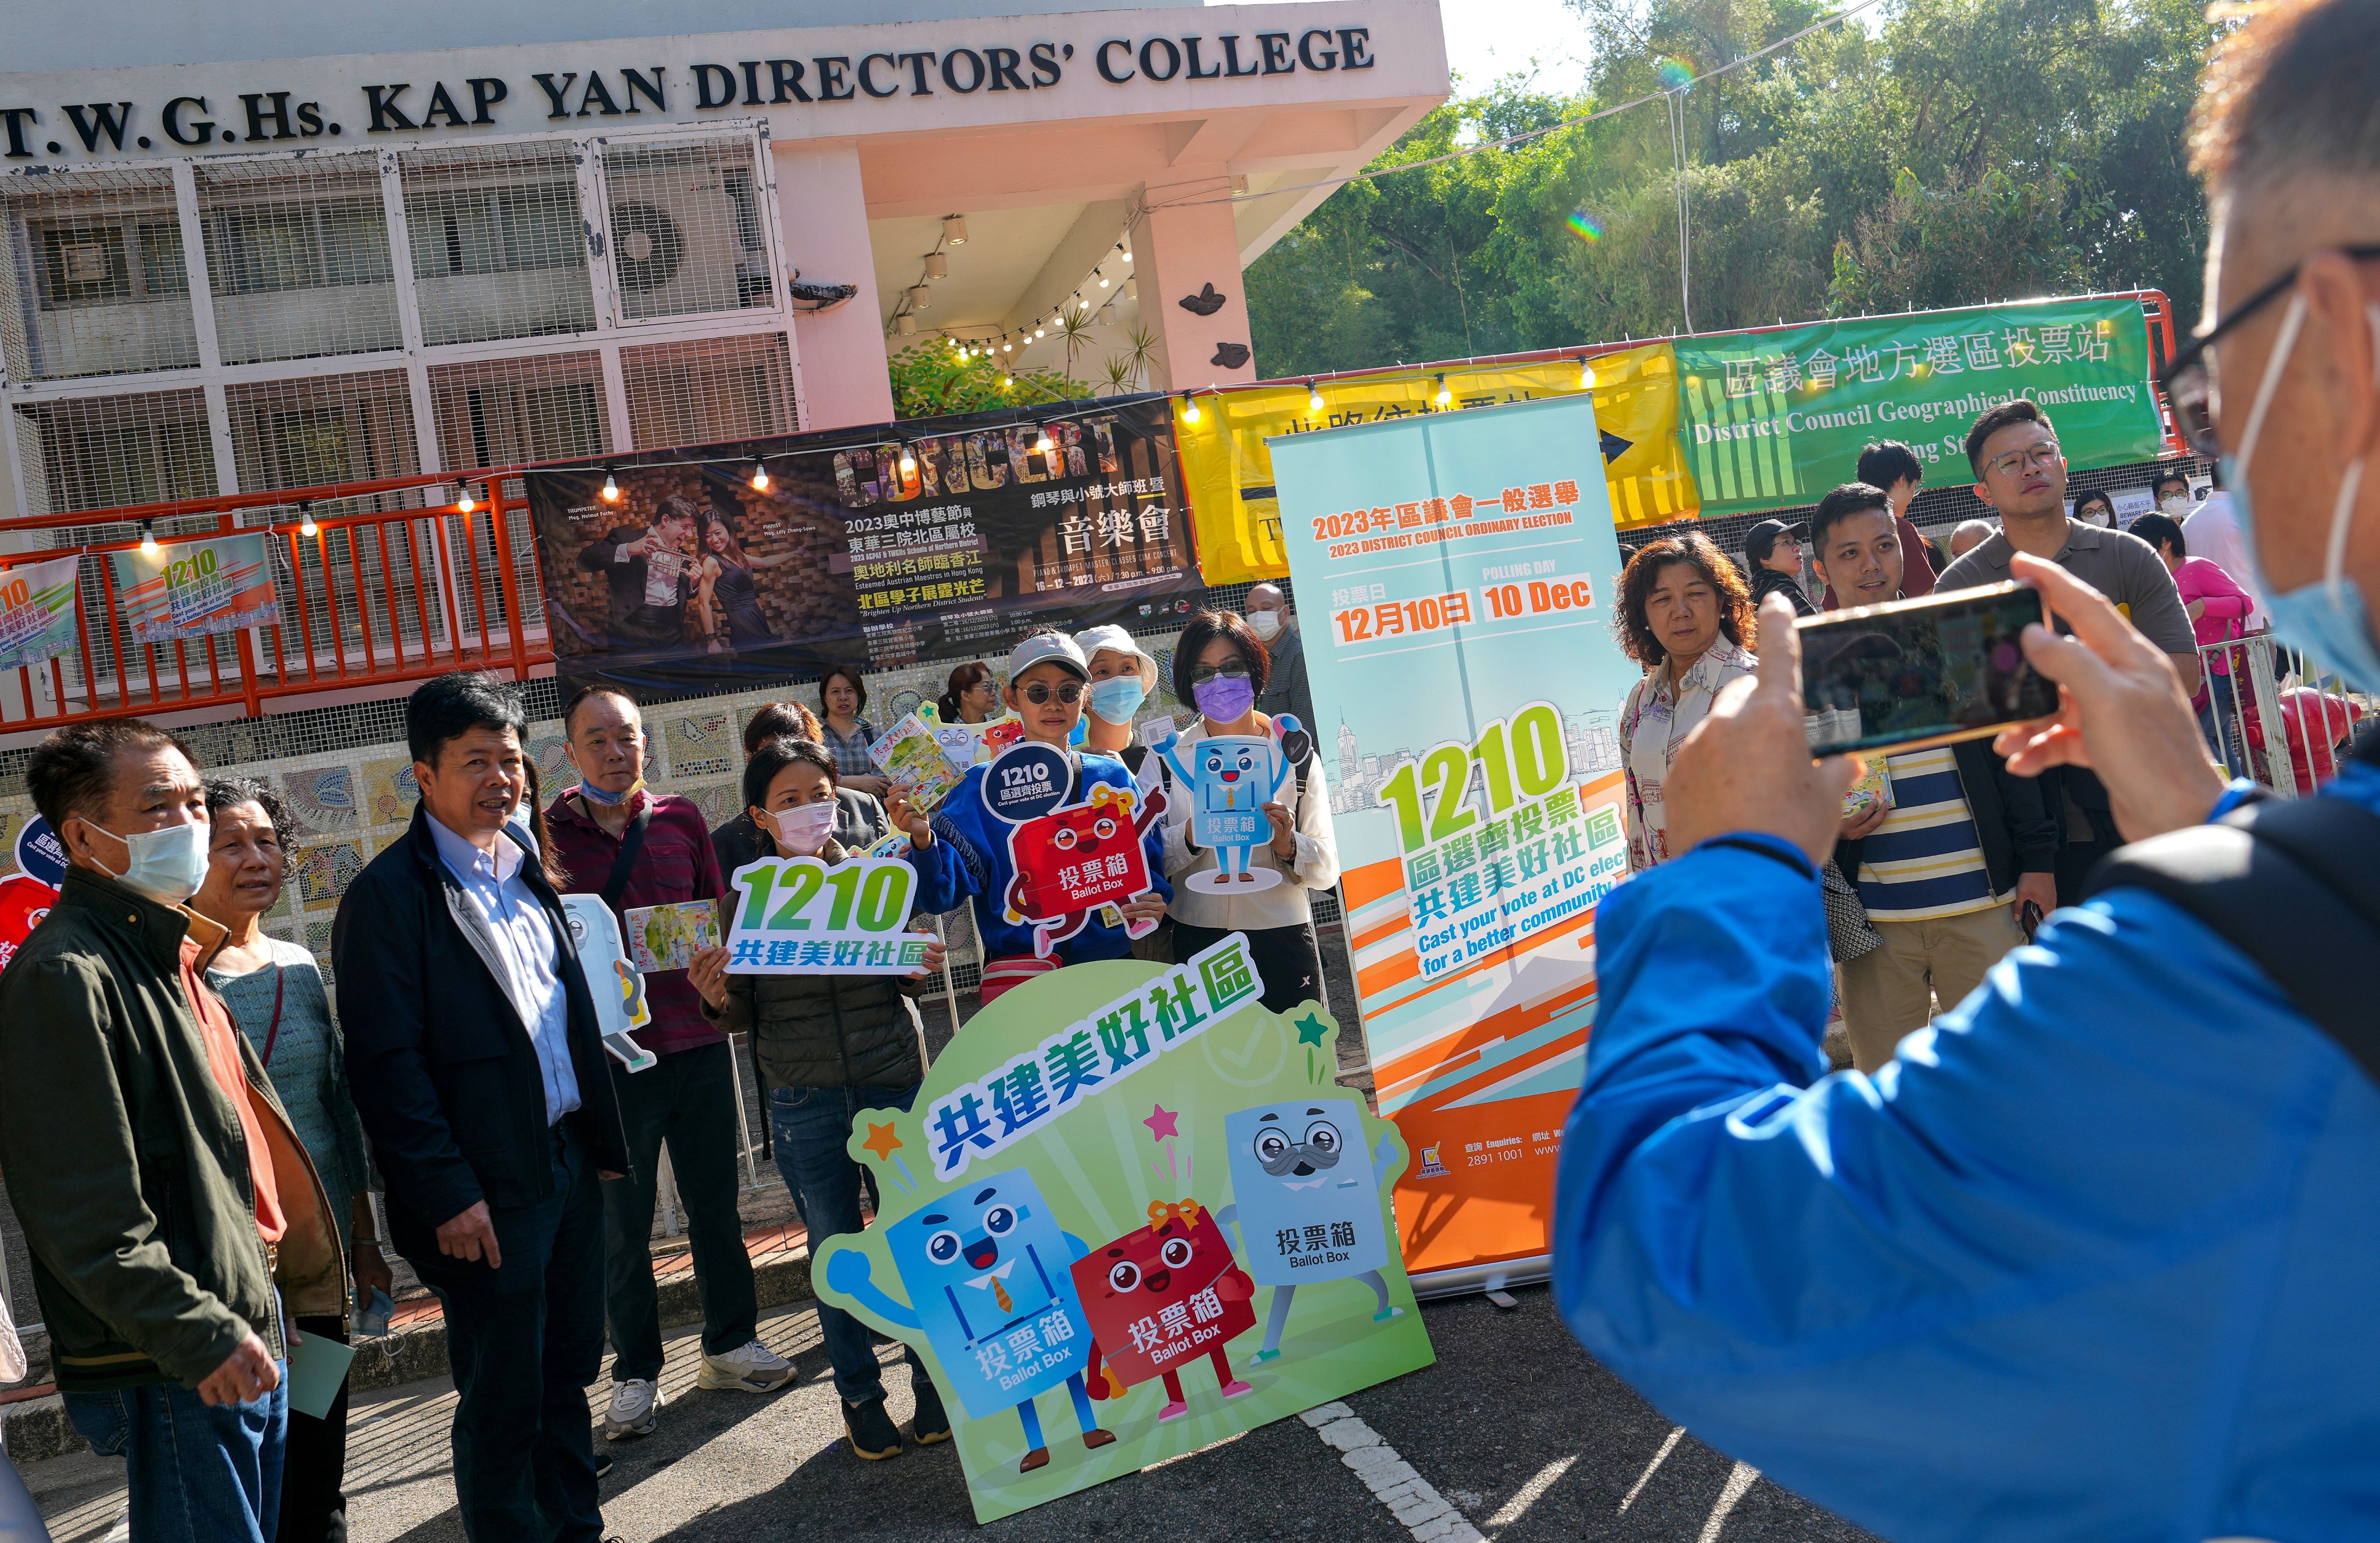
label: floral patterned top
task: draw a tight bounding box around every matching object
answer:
[1618,640,1758,872]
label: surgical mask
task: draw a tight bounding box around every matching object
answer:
[2223,293,2380,694]
[2159,494,2191,518]
[1088,675,1146,724]
[770,802,837,855]
[1193,673,1257,723]
[81,817,209,906]
[1248,610,1284,641]
[578,776,643,808]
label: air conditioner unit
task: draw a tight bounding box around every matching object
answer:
[603,154,755,323]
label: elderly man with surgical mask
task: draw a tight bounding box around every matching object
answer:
[1546,5,2380,1541]
[1243,583,1317,733]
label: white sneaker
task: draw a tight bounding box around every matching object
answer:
[603,1377,661,1440]
[697,1339,796,1393]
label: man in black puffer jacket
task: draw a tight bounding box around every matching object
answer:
[690,738,950,1463]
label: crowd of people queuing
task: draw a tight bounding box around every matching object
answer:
[0,600,1339,1541]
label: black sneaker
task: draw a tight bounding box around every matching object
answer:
[844,1394,904,1461]
[596,1454,614,1480]
[910,1375,952,1445]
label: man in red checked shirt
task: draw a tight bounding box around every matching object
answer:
[544,686,792,1444]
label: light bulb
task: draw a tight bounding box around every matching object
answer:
[1098,273,1110,288]
[1034,429,1054,454]
[1035,328,1045,340]
[455,483,475,514]
[1002,375,1013,388]
[1182,394,1201,424]
[898,448,917,475]
[1003,341,1013,353]
[299,504,317,538]
[1434,375,1451,406]
[1307,381,1324,412]
[750,461,770,491]
[601,470,621,502]
[138,521,158,555]
[1578,357,1596,390]
[1118,242,1132,262]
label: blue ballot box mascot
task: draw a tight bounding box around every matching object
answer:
[823,1168,1116,1472]
[1150,714,1304,893]
[1216,1092,1406,1361]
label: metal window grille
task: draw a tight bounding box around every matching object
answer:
[10,385,216,525]
[197,155,401,365]
[0,167,199,381]
[431,351,614,634]
[621,332,798,448]
[400,141,597,346]
[599,134,776,322]
[225,370,431,668]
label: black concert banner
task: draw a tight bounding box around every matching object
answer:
[526,394,1201,695]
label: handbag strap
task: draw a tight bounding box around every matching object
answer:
[599,801,654,910]
[259,964,287,1068]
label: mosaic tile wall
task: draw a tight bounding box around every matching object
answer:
[0,614,1233,991]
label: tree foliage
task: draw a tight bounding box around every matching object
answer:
[887,347,1081,419]
[1247,0,2224,378]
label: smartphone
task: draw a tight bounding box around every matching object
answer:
[1797,581,2060,755]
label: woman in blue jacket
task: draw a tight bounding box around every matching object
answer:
[904,630,1170,1003]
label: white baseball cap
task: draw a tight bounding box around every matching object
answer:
[1072,625,1157,686]
[1006,629,1091,681]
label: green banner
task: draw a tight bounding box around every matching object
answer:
[1675,296,2165,515]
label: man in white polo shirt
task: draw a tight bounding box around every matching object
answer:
[1809,483,2060,1072]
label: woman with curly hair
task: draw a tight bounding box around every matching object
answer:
[1613,532,1757,871]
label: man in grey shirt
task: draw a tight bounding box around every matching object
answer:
[1935,400,2200,904]
[1247,583,1317,731]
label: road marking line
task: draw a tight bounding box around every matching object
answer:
[1696,1461,1761,1543]
[1301,1402,1483,1543]
[1618,1425,1685,1513]
[1485,1454,1576,1529]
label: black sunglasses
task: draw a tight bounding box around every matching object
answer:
[1189,661,1252,687]
[2159,245,2380,460]
[1020,680,1083,705]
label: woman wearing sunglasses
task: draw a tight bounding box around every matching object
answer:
[903,630,1172,1002]
[1157,610,1340,1012]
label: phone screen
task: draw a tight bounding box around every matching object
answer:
[1797,582,2060,754]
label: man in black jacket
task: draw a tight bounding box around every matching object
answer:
[1809,485,2058,1072]
[1743,519,1816,616]
[335,674,629,1542]
[575,493,698,652]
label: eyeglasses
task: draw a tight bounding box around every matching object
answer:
[2159,244,2380,460]
[1189,662,1251,687]
[1020,680,1084,705]
[1983,440,2063,480]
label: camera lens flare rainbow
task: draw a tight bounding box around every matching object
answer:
[1567,210,1603,243]
[1655,56,1695,92]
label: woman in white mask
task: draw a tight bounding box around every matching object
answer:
[1074,624,1162,778]
[687,736,947,1461]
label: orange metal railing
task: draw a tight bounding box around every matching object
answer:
[0,468,548,731]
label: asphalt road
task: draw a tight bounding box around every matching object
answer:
[23,1283,1876,1543]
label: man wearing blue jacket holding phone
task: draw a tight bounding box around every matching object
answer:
[1554,5,2380,1535]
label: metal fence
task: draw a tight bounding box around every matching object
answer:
[2196,631,2368,797]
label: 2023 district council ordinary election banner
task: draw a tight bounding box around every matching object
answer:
[1268,394,1640,1291]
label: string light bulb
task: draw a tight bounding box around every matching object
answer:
[1307,380,1325,412]
[1098,271,1110,288]
[1181,392,1201,424]
[601,469,621,502]
[138,520,158,555]
[1578,356,1596,390]
[454,482,475,514]
[1434,374,1452,406]
[1033,426,1055,454]
[298,502,317,538]
[898,446,917,474]
[1003,341,1013,353]
[1002,375,1013,389]
[1117,241,1131,262]
[750,460,770,491]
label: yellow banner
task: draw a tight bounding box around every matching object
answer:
[1175,343,1701,585]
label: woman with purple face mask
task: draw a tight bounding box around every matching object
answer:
[1157,611,1341,1012]
[687,737,951,1459]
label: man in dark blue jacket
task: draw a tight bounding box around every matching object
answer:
[335,673,629,1542]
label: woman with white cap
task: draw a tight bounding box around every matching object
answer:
[902,629,1172,1002]
[1074,623,1162,778]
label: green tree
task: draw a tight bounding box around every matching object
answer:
[1245,0,2225,379]
[886,346,1079,419]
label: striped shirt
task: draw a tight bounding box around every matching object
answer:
[1853,747,1999,921]
[820,719,880,778]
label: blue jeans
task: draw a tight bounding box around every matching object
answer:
[2199,670,2242,771]
[63,1359,287,1542]
[768,1083,926,1405]
[411,1123,605,1543]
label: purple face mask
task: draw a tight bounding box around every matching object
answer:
[1192,672,1256,723]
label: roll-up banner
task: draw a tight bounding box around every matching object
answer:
[1268,394,1640,1293]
